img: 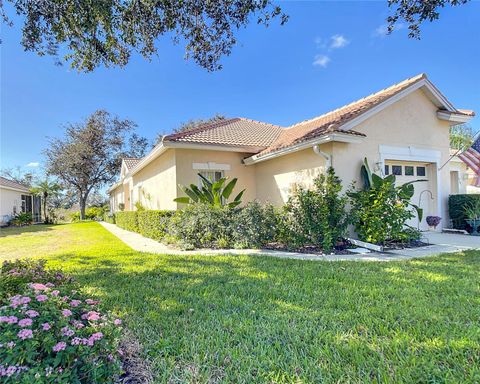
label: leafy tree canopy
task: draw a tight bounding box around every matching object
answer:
[1,1,287,72]
[387,0,471,38]
[450,124,477,151]
[45,109,148,219]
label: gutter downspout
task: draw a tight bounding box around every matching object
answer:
[313,145,331,168]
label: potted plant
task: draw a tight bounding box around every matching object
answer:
[464,200,480,236]
[426,216,441,230]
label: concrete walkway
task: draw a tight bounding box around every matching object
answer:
[100,222,479,262]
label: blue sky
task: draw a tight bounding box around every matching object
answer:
[1,1,479,173]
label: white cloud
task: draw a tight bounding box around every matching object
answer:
[373,23,405,37]
[312,54,330,68]
[330,34,349,49]
[27,162,39,167]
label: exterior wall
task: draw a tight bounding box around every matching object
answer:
[0,188,24,217]
[449,159,468,195]
[331,89,452,228]
[109,185,124,212]
[254,145,330,204]
[174,149,257,204]
[131,149,177,210]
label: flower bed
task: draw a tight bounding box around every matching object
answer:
[0,260,123,383]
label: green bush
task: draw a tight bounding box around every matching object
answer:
[167,204,234,249]
[281,168,348,252]
[449,194,480,230]
[11,212,33,226]
[137,210,174,240]
[231,201,280,248]
[115,211,139,232]
[104,213,116,224]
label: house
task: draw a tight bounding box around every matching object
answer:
[0,176,42,225]
[108,74,475,230]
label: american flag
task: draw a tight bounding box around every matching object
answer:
[459,135,480,187]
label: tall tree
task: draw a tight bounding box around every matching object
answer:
[155,114,226,144]
[0,166,35,185]
[30,178,62,224]
[45,110,147,219]
[450,124,477,151]
[387,0,471,38]
[1,1,287,72]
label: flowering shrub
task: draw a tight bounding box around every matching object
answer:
[0,259,74,302]
[0,261,123,383]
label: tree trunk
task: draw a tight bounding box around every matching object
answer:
[79,194,87,220]
[43,192,48,224]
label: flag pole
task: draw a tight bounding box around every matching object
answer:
[438,129,480,171]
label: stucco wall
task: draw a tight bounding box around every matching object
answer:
[174,149,257,204]
[253,145,330,204]
[331,89,452,224]
[0,188,24,217]
[131,149,177,210]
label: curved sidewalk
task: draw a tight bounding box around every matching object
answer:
[100,222,478,262]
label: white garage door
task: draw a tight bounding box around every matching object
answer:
[384,161,433,230]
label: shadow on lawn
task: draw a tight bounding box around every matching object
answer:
[0,224,59,237]
[50,250,480,382]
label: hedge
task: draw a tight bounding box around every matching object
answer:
[104,213,116,224]
[449,194,480,230]
[115,211,139,232]
[137,210,174,240]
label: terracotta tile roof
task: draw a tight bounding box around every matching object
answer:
[0,176,30,192]
[163,118,283,150]
[258,74,431,156]
[123,158,142,171]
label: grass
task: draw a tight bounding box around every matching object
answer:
[1,222,479,383]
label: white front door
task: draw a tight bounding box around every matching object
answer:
[384,161,433,230]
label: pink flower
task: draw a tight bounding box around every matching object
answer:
[85,299,100,305]
[72,320,84,329]
[10,295,31,308]
[61,327,75,337]
[51,290,60,297]
[61,309,72,317]
[70,299,81,307]
[30,283,48,291]
[45,282,55,288]
[17,329,33,340]
[36,295,48,302]
[42,323,51,331]
[52,341,66,352]
[18,318,33,327]
[86,311,100,321]
[71,337,82,345]
[25,310,39,318]
[6,341,16,348]
[114,318,122,326]
[0,316,18,324]
[90,332,103,341]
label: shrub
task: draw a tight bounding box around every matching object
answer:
[231,201,279,248]
[137,210,174,240]
[449,194,480,230]
[281,168,348,252]
[0,260,73,302]
[168,204,233,248]
[11,212,33,226]
[0,260,123,383]
[104,213,116,224]
[115,211,139,232]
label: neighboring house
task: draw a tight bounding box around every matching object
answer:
[109,74,475,230]
[0,176,42,225]
[450,152,480,195]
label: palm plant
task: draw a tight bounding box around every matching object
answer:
[174,174,245,208]
[31,179,62,224]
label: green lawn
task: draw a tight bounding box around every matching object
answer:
[1,222,479,383]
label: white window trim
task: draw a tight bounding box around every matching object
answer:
[192,162,231,171]
[379,145,442,224]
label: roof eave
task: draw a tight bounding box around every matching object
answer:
[163,140,265,153]
[437,110,474,124]
[0,185,31,193]
[243,132,365,165]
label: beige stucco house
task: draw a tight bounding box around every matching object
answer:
[0,176,42,225]
[109,74,476,230]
